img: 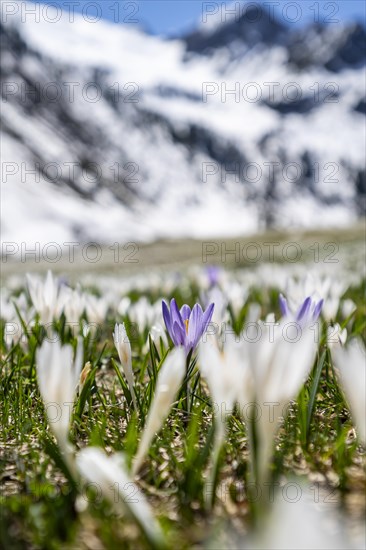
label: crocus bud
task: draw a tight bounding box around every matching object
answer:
[149,323,169,349]
[113,323,137,409]
[331,339,366,444]
[76,447,164,546]
[36,336,83,456]
[132,347,185,475]
[79,361,92,390]
[327,324,347,348]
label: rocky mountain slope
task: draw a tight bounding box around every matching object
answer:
[1,2,365,246]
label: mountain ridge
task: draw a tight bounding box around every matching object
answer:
[1,6,365,247]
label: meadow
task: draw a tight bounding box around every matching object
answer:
[1,233,365,549]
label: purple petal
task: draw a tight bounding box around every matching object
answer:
[296,297,311,322]
[207,265,220,286]
[172,321,186,347]
[162,300,172,334]
[180,304,191,321]
[202,303,215,332]
[188,304,203,349]
[279,294,289,317]
[312,299,324,321]
[170,298,184,332]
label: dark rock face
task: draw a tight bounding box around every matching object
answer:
[184,4,287,55]
[354,98,366,115]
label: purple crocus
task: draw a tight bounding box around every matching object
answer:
[162,299,214,355]
[206,265,220,287]
[279,294,323,325]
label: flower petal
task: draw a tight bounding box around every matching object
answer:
[296,297,311,322]
[279,294,289,317]
[188,304,203,349]
[172,321,186,347]
[312,299,324,321]
[162,300,172,336]
[202,303,215,333]
[170,299,184,332]
[180,304,191,321]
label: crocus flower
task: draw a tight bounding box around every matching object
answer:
[149,323,169,349]
[62,286,86,325]
[76,447,164,546]
[132,347,185,475]
[326,323,347,348]
[250,485,351,550]
[242,319,318,486]
[113,323,137,409]
[26,270,68,325]
[341,299,356,320]
[162,298,214,354]
[331,338,366,444]
[85,293,109,324]
[200,286,229,326]
[206,265,220,287]
[199,334,251,505]
[36,336,83,455]
[283,274,346,322]
[279,294,323,325]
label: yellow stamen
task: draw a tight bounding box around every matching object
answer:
[184,319,189,334]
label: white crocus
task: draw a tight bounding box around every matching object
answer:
[327,323,347,348]
[113,323,137,409]
[149,323,169,349]
[26,270,67,325]
[250,485,351,550]
[223,280,249,318]
[76,447,163,546]
[200,286,229,327]
[244,319,318,485]
[85,293,109,325]
[199,334,251,504]
[117,296,131,316]
[132,347,186,476]
[341,299,357,320]
[63,286,86,325]
[36,336,83,457]
[3,292,34,348]
[321,279,348,322]
[283,273,346,322]
[331,338,366,444]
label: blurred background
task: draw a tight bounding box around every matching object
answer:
[1,0,365,258]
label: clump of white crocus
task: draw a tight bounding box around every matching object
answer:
[223,280,249,318]
[85,293,109,324]
[76,447,164,546]
[243,318,318,486]
[113,323,137,409]
[200,286,229,327]
[122,297,162,332]
[26,270,68,325]
[2,292,34,349]
[132,347,185,476]
[321,279,348,322]
[144,323,169,353]
[36,336,83,459]
[341,299,357,320]
[117,296,131,316]
[327,324,347,348]
[199,334,251,505]
[282,273,346,322]
[331,338,366,444]
[62,286,86,325]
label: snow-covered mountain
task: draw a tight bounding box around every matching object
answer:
[1,2,365,246]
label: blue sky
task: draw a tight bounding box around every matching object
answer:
[29,1,366,36]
